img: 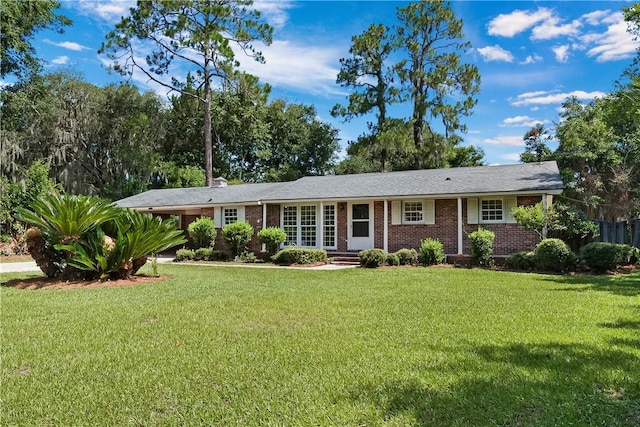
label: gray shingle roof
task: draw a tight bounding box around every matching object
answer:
[116,161,563,208]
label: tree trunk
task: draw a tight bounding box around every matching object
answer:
[25,228,61,278]
[203,49,213,187]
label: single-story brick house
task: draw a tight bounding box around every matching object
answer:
[116,161,563,259]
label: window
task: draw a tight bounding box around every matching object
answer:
[481,199,503,222]
[283,206,298,245]
[323,205,336,248]
[403,201,423,223]
[300,205,317,247]
[223,208,238,225]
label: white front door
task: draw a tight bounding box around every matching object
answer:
[348,202,374,250]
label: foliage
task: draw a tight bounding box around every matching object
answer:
[533,238,575,273]
[258,227,287,258]
[395,1,480,169]
[358,248,388,268]
[175,248,195,262]
[468,228,495,267]
[187,217,217,249]
[419,238,445,266]
[100,0,273,186]
[505,251,536,271]
[512,202,553,241]
[386,253,400,266]
[16,193,185,280]
[1,73,166,196]
[0,0,71,79]
[580,242,634,272]
[520,124,553,163]
[222,221,254,257]
[548,202,599,251]
[271,248,328,265]
[394,248,419,266]
[194,247,214,261]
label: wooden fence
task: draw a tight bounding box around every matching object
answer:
[594,219,640,247]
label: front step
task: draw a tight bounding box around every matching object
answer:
[329,252,360,266]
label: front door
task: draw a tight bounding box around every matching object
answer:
[348,202,374,250]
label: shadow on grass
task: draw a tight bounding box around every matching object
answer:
[350,342,640,426]
[542,271,640,297]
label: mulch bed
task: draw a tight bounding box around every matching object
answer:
[1,275,170,290]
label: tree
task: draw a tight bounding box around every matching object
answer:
[520,124,552,163]
[395,0,480,168]
[0,0,71,79]
[100,0,273,187]
[332,23,401,134]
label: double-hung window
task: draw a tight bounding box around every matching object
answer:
[481,199,503,222]
[223,208,238,225]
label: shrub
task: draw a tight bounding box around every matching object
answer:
[505,251,536,271]
[386,253,400,266]
[580,242,633,272]
[194,247,213,261]
[419,238,445,266]
[258,227,287,258]
[395,248,419,266]
[272,248,328,265]
[187,217,216,249]
[358,248,387,268]
[175,249,195,262]
[534,238,574,272]
[222,221,254,257]
[210,250,228,261]
[468,228,495,267]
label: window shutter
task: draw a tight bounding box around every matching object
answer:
[213,207,222,228]
[505,197,517,223]
[424,199,435,224]
[467,198,478,224]
[237,206,246,222]
[391,201,401,225]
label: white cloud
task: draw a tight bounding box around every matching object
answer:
[552,45,570,63]
[71,0,132,21]
[531,17,581,40]
[501,153,523,162]
[500,116,550,128]
[520,54,543,65]
[43,39,90,51]
[477,45,514,62]
[482,135,525,147]
[252,1,294,30]
[511,90,607,107]
[51,56,70,65]
[235,39,342,96]
[487,7,553,37]
[582,12,639,62]
[581,10,612,26]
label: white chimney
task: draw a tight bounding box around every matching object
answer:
[212,177,228,188]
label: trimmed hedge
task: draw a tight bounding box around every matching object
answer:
[222,221,254,257]
[395,248,419,266]
[386,253,400,266]
[187,217,216,249]
[272,248,328,265]
[505,251,536,271]
[175,249,195,262]
[534,238,575,272]
[258,227,287,258]
[580,242,633,272]
[468,228,495,267]
[419,238,445,266]
[358,249,387,268]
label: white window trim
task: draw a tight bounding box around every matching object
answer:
[402,200,424,224]
[280,203,336,249]
[479,197,505,224]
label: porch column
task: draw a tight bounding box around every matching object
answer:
[457,197,463,254]
[542,193,548,239]
[319,201,324,250]
[383,199,389,252]
[261,201,267,252]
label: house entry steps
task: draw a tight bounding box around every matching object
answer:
[328,252,361,266]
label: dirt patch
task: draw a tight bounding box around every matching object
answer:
[1,275,170,290]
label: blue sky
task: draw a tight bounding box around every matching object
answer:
[16,0,640,166]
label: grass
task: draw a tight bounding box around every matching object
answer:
[1,265,639,426]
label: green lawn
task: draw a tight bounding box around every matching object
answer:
[2,265,639,426]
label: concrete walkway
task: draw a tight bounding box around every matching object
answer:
[0,255,356,274]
